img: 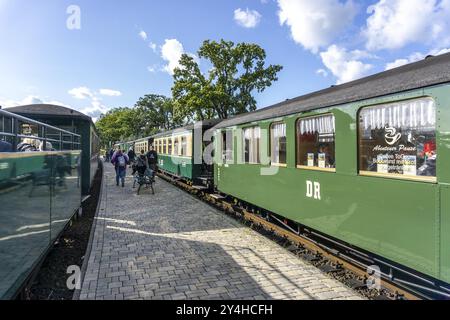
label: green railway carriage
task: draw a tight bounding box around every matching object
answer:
[152,120,220,186]
[212,53,450,297]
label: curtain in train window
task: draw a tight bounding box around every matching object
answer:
[297,114,336,169]
[221,130,233,162]
[270,122,287,165]
[243,126,260,164]
[359,98,436,179]
[181,136,187,156]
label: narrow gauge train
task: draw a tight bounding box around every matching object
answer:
[0,107,88,299]
[6,104,100,194]
[124,120,220,187]
[121,53,450,298]
[209,53,450,299]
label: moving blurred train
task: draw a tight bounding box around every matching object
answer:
[0,105,100,299]
[122,53,450,299]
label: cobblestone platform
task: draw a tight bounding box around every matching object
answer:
[78,164,363,300]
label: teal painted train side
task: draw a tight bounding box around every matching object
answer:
[211,54,450,297]
[151,120,220,186]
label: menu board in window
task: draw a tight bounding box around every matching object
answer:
[358,98,437,180]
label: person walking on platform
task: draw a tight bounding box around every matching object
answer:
[146,145,158,172]
[111,149,129,187]
[128,147,136,163]
[108,148,114,162]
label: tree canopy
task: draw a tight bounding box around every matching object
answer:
[96,39,283,147]
[96,95,179,147]
[172,39,283,121]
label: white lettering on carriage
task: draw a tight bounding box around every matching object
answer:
[306,181,321,200]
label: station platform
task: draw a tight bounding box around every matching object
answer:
[78,164,363,300]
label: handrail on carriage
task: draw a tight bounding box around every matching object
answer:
[0,108,81,152]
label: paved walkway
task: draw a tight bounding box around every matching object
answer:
[78,164,363,300]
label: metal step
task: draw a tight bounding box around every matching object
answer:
[210,194,225,200]
[192,185,208,190]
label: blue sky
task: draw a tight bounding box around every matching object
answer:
[1,0,450,121]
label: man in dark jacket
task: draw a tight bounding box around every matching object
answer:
[0,140,12,152]
[128,147,136,163]
[146,145,158,171]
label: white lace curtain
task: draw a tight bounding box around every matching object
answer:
[243,127,260,163]
[361,98,436,131]
[299,115,335,135]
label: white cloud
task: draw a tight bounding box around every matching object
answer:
[234,8,262,28]
[316,69,328,77]
[364,0,450,51]
[277,0,358,53]
[161,39,186,75]
[139,30,147,41]
[147,65,157,73]
[99,89,122,97]
[385,48,450,70]
[149,42,158,53]
[68,86,94,100]
[320,45,373,84]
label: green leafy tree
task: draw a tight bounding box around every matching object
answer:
[172,39,283,121]
[134,94,181,134]
[96,107,138,147]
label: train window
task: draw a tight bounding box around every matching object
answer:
[358,98,437,182]
[174,137,179,156]
[221,131,233,162]
[243,126,260,164]
[297,114,336,171]
[162,139,167,155]
[168,138,172,155]
[181,136,187,156]
[270,122,287,165]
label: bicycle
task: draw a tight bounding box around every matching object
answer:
[133,168,155,195]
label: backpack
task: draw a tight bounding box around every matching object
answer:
[137,155,146,167]
[117,155,126,167]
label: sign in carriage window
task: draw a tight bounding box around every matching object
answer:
[243,126,261,164]
[358,98,437,180]
[270,122,287,165]
[297,114,336,170]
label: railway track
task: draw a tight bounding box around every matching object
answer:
[156,172,422,301]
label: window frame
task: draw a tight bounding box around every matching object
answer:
[242,125,261,165]
[168,137,173,155]
[295,113,336,173]
[357,97,437,183]
[180,135,187,157]
[270,121,287,167]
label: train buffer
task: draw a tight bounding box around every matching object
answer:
[78,165,364,300]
